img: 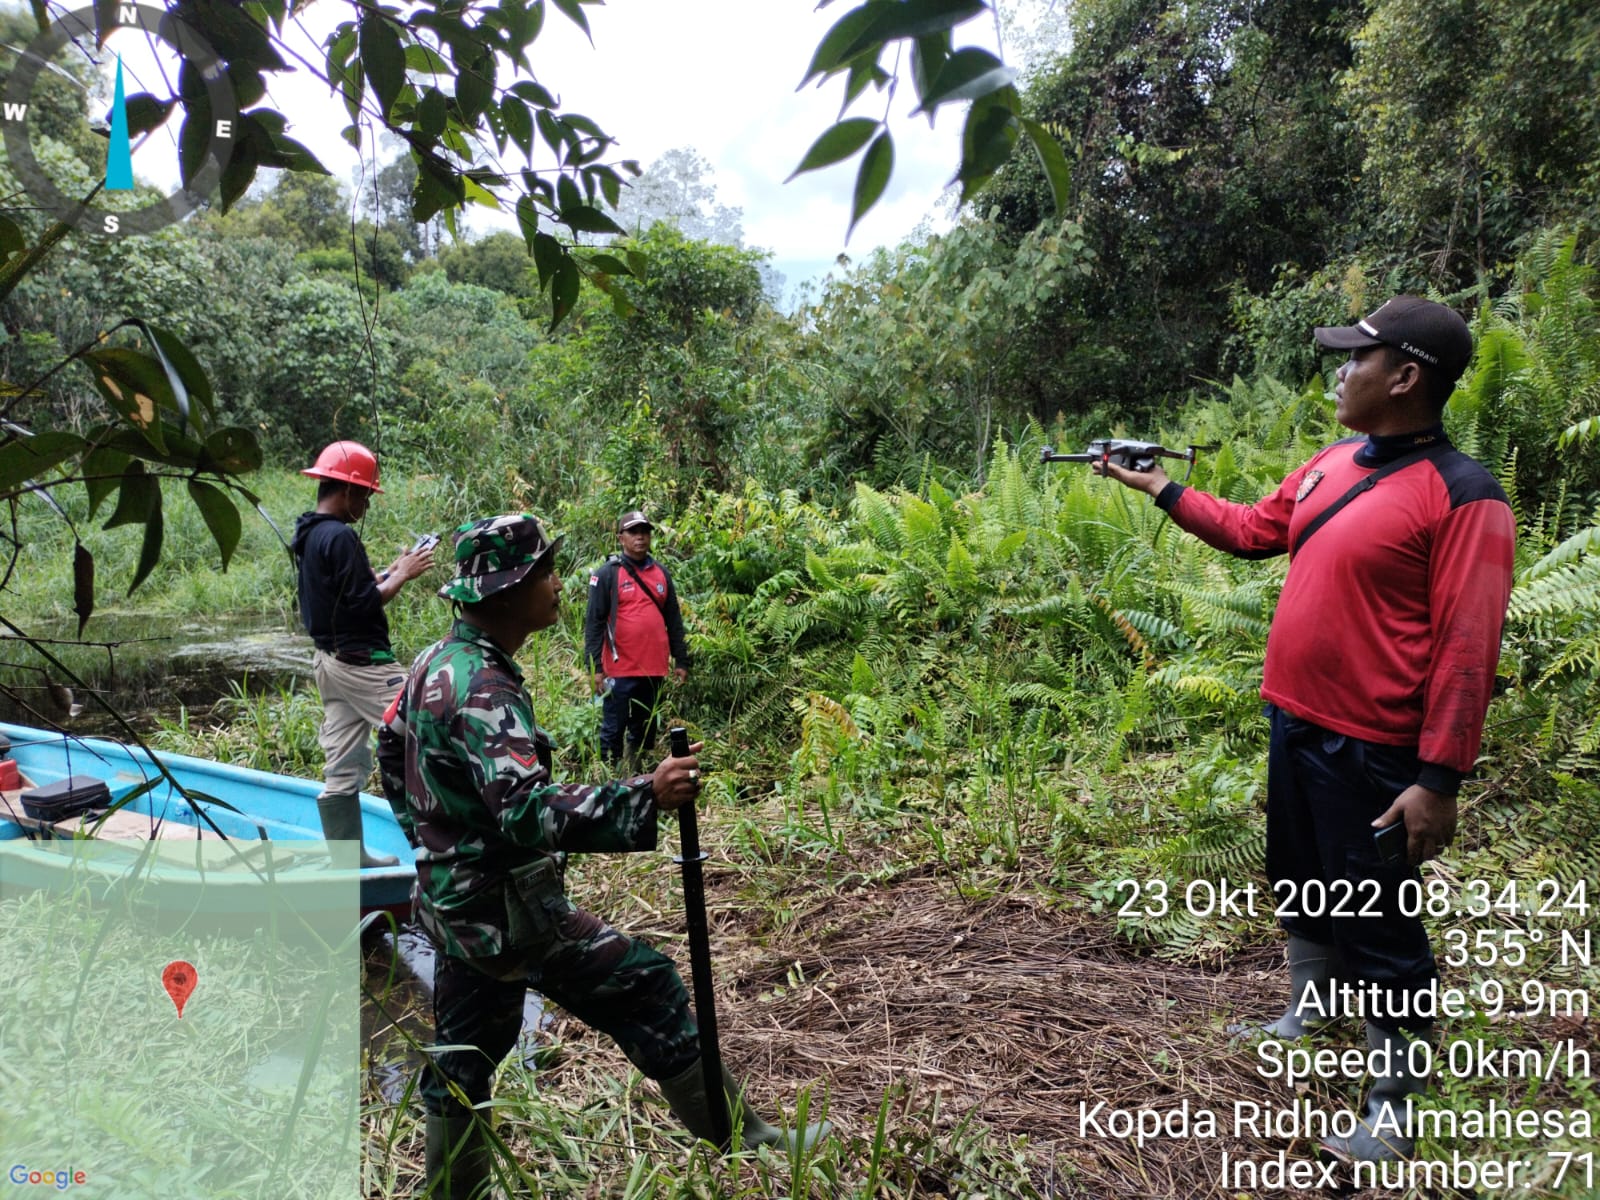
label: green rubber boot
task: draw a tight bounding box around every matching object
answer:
[1229,936,1346,1041]
[316,793,398,868]
[1320,1023,1431,1163]
[424,1113,495,1199]
[657,1061,833,1153]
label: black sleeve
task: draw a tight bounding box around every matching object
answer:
[328,524,383,612]
[661,570,691,668]
[583,560,614,670]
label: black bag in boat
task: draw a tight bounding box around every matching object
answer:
[19,775,111,821]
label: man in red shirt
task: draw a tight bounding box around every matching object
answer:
[1098,297,1515,1165]
[584,510,692,770]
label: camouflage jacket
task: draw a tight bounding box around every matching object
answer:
[377,619,659,958]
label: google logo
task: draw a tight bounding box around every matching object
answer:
[7,1166,86,1189]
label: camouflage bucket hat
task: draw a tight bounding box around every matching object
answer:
[438,514,562,603]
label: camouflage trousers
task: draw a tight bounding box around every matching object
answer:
[421,899,699,1118]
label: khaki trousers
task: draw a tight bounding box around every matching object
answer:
[311,650,409,796]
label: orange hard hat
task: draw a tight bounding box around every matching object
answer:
[302,440,382,492]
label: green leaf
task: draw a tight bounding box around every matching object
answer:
[549,254,580,330]
[340,69,363,125]
[510,79,556,109]
[463,176,499,208]
[455,43,496,121]
[123,321,195,435]
[549,0,591,40]
[869,0,987,41]
[203,427,263,474]
[73,540,94,636]
[413,155,466,223]
[84,347,176,452]
[556,174,582,215]
[802,4,884,83]
[531,231,563,287]
[502,97,534,157]
[804,0,985,83]
[916,47,1014,110]
[227,62,268,109]
[124,93,175,137]
[172,0,286,70]
[129,320,214,430]
[499,0,544,56]
[417,87,449,137]
[515,195,539,249]
[266,133,329,174]
[561,204,624,236]
[101,461,157,530]
[177,92,214,191]
[0,431,84,494]
[359,9,406,120]
[584,252,632,276]
[844,58,891,108]
[1021,118,1072,215]
[188,480,242,570]
[327,24,357,73]
[81,446,130,518]
[910,32,948,103]
[956,89,1019,201]
[405,43,448,73]
[787,117,880,181]
[849,130,895,238]
[536,108,565,160]
[606,286,636,320]
[219,134,260,213]
[129,494,164,595]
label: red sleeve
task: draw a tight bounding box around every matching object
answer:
[1167,461,1315,559]
[1418,497,1516,774]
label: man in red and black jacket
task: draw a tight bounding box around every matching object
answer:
[583,510,692,770]
[1099,297,1515,1166]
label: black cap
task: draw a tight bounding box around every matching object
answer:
[1314,296,1474,384]
[617,509,653,532]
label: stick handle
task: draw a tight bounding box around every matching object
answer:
[668,725,729,1146]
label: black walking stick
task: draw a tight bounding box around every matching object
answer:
[669,724,730,1147]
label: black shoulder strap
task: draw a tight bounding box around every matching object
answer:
[619,557,668,615]
[1291,442,1455,556]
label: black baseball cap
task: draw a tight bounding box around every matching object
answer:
[618,510,653,532]
[1314,296,1474,384]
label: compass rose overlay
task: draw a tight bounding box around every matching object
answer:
[3,3,238,237]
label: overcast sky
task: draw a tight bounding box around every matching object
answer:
[112,0,1004,286]
[271,0,1009,289]
[58,1,1031,290]
[514,0,1005,285]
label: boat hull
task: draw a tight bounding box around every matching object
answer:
[0,722,415,915]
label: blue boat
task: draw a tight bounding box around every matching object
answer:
[0,721,415,917]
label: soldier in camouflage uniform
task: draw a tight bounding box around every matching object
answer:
[378,514,828,1199]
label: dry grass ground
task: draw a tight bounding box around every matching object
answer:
[364,803,1595,1199]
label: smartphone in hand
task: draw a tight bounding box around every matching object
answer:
[1374,820,1407,865]
[410,532,440,555]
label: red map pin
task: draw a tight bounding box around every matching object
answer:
[162,960,198,1018]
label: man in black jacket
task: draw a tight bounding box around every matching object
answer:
[291,440,434,866]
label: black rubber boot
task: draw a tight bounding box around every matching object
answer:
[657,1061,832,1153]
[316,792,399,867]
[1229,936,1346,1040]
[424,1113,495,1199]
[1320,1022,1431,1162]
